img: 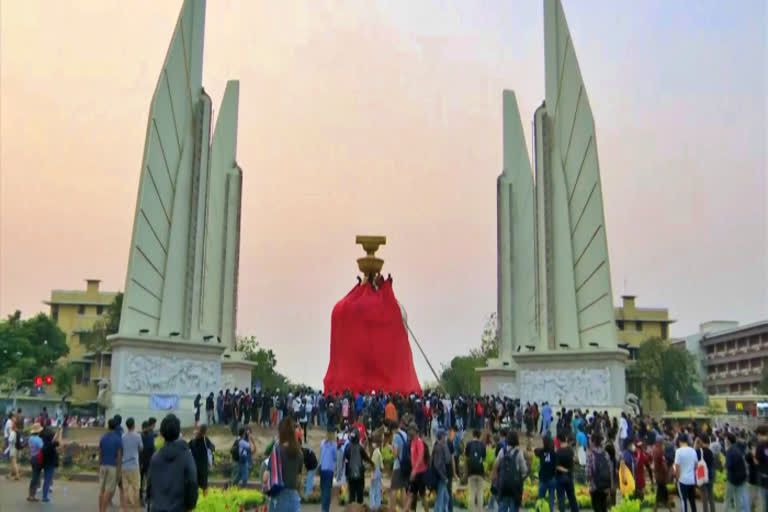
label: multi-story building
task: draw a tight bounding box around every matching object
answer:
[696,320,768,396]
[44,279,118,402]
[614,295,675,347]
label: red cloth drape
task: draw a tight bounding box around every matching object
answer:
[323,278,421,395]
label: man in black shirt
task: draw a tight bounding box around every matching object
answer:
[555,432,578,512]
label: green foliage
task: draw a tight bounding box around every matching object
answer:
[53,364,80,396]
[610,499,642,512]
[632,337,700,410]
[0,311,69,385]
[236,335,292,391]
[470,313,499,359]
[440,355,485,395]
[759,371,768,394]
[80,293,122,378]
[196,488,265,511]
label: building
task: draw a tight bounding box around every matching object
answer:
[694,320,768,395]
[44,279,118,402]
[670,321,739,381]
[614,295,675,347]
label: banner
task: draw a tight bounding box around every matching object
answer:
[150,394,180,410]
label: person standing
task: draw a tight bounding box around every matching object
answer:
[586,433,611,512]
[189,425,215,496]
[318,426,337,512]
[264,418,304,512]
[120,418,143,511]
[407,425,430,512]
[465,429,488,512]
[695,436,715,512]
[634,439,653,500]
[390,420,409,512]
[235,427,256,487]
[491,430,528,512]
[724,433,749,512]
[98,418,123,512]
[205,393,215,425]
[536,435,558,511]
[652,437,672,512]
[26,423,44,502]
[433,429,452,512]
[673,434,698,512]
[139,418,157,506]
[40,423,61,503]
[554,432,579,512]
[146,414,198,512]
[6,417,21,481]
[344,427,373,504]
[370,434,384,510]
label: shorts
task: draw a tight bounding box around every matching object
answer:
[409,472,426,496]
[391,469,408,490]
[99,465,119,495]
[121,469,140,505]
[656,482,668,502]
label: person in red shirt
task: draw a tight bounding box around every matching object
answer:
[407,425,429,512]
[634,439,654,499]
[351,415,366,444]
[651,438,671,511]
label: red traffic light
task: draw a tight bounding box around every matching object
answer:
[44,375,52,386]
[34,375,43,387]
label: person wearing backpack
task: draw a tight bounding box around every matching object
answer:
[408,425,431,512]
[390,420,410,512]
[491,430,528,512]
[302,444,319,498]
[431,429,452,512]
[344,427,373,504]
[465,429,487,512]
[534,434,557,512]
[724,433,749,511]
[586,432,612,512]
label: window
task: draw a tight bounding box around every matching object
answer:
[78,305,85,315]
[51,305,59,322]
[96,305,104,315]
[616,320,624,330]
[661,324,668,339]
[635,321,642,331]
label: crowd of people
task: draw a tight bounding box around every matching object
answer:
[4,389,768,512]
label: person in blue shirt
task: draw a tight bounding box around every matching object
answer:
[26,423,44,502]
[98,418,123,512]
[319,426,337,512]
[237,427,256,487]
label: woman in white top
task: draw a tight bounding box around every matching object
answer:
[7,423,21,480]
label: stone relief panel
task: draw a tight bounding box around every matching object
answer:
[519,368,611,406]
[497,382,517,398]
[119,354,220,396]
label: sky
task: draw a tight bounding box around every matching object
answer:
[1,1,766,388]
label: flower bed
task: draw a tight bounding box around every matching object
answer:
[196,488,265,511]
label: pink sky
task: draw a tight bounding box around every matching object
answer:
[1,1,765,387]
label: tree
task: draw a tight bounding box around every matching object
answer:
[235,336,292,391]
[632,337,700,410]
[440,355,484,395]
[759,372,768,395]
[53,364,78,397]
[80,292,122,379]
[0,311,69,385]
[471,313,499,359]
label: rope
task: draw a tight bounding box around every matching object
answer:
[403,320,443,389]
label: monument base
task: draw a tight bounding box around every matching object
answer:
[221,351,256,391]
[107,335,226,426]
[477,362,518,397]
[513,348,628,413]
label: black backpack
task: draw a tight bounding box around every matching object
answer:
[397,432,412,476]
[15,432,24,450]
[592,451,612,491]
[230,440,240,462]
[467,440,485,475]
[304,447,318,471]
[347,444,363,480]
[498,447,523,498]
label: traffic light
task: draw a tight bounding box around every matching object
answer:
[45,375,52,386]
[34,375,43,387]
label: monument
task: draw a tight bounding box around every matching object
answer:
[107,0,251,425]
[478,0,627,410]
[323,237,422,395]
